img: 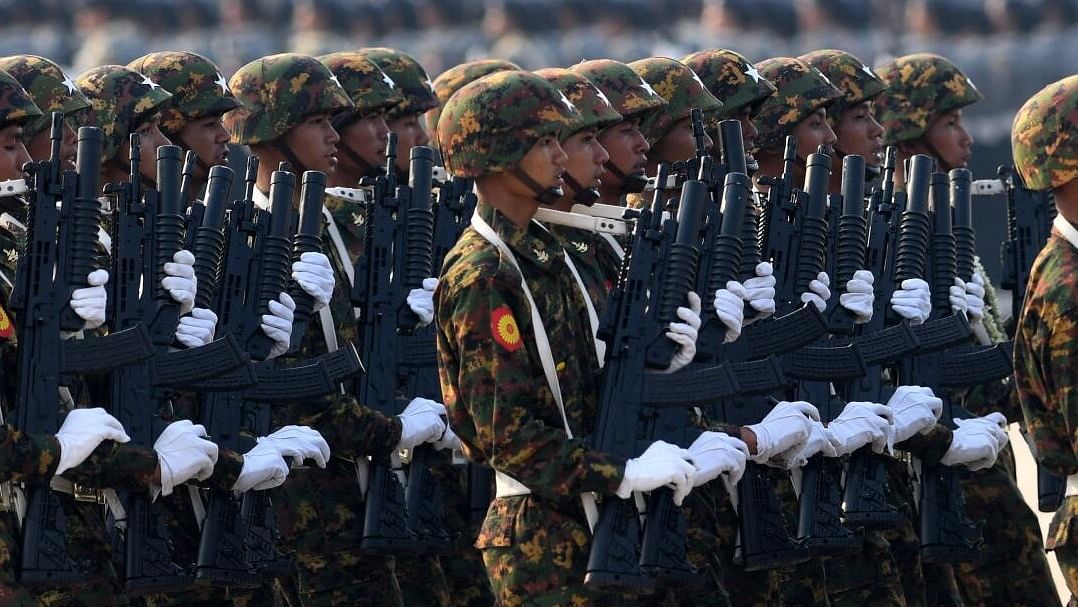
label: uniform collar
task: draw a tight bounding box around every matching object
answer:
[1053,214,1078,252]
[478,203,562,271]
[252,187,271,211]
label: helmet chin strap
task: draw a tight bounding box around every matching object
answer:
[604,161,647,194]
[172,132,214,177]
[273,141,310,176]
[563,172,600,206]
[510,166,562,205]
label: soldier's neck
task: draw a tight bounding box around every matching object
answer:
[475,177,538,229]
[1055,180,1078,225]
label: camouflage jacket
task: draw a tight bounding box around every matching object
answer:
[546,223,621,314]
[436,203,626,503]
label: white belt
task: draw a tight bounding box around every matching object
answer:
[495,471,532,498]
[1065,473,1078,497]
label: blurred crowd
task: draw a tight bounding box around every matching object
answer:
[0,0,1075,149]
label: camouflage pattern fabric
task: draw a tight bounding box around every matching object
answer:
[436,71,581,179]
[569,59,667,122]
[0,56,86,137]
[358,48,438,120]
[1011,74,1078,191]
[627,57,723,145]
[73,65,172,162]
[826,530,906,607]
[533,68,623,138]
[436,203,629,605]
[0,68,42,129]
[681,49,776,120]
[545,224,621,311]
[318,52,404,115]
[429,59,520,138]
[799,50,887,122]
[224,53,353,146]
[0,515,43,605]
[752,57,842,154]
[873,54,982,146]
[1050,497,1078,604]
[126,51,241,139]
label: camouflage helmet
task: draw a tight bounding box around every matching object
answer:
[75,65,172,162]
[874,53,982,145]
[126,51,241,139]
[800,49,886,121]
[437,70,582,178]
[752,57,842,152]
[628,57,723,144]
[319,52,405,115]
[358,48,438,119]
[429,59,520,137]
[569,59,667,122]
[681,49,776,119]
[1011,75,1078,191]
[534,68,622,138]
[0,55,87,138]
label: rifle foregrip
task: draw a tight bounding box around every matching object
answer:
[793,215,828,295]
[361,462,420,554]
[842,450,904,529]
[192,226,227,310]
[734,464,808,571]
[835,213,868,287]
[893,210,930,283]
[797,456,860,556]
[196,493,261,589]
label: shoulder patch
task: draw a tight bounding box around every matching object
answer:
[0,306,13,341]
[491,305,522,352]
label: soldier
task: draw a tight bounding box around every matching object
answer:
[876,53,1057,607]
[1012,73,1078,606]
[0,55,90,170]
[428,59,520,143]
[357,48,439,178]
[224,52,449,607]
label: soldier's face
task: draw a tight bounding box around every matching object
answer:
[0,124,30,182]
[517,134,568,192]
[285,112,341,175]
[386,112,430,173]
[562,128,608,191]
[177,115,231,176]
[653,116,713,164]
[734,106,759,168]
[338,112,389,174]
[922,108,973,169]
[834,101,884,166]
[26,121,78,170]
[792,108,837,158]
[123,115,171,183]
[598,118,649,186]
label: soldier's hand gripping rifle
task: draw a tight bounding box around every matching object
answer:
[12,120,154,586]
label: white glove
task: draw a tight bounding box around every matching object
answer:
[746,400,820,466]
[233,441,290,492]
[964,272,985,323]
[397,397,448,450]
[790,419,839,468]
[261,292,295,360]
[713,281,746,343]
[663,291,701,373]
[742,262,777,321]
[174,308,218,349]
[890,278,931,324]
[153,420,219,496]
[70,269,109,330]
[956,412,1010,450]
[840,270,874,324]
[161,249,197,315]
[949,277,968,315]
[888,385,943,443]
[800,271,831,313]
[256,425,331,468]
[940,414,1010,471]
[406,277,438,327]
[687,431,749,487]
[292,251,335,313]
[615,440,696,506]
[433,423,462,452]
[54,408,131,475]
[826,401,894,456]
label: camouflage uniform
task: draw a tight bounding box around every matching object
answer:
[752,57,842,156]
[1013,75,1078,604]
[126,51,242,143]
[0,55,91,139]
[357,48,438,122]
[73,65,173,163]
[429,60,520,141]
[225,53,409,607]
[436,72,636,606]
[681,49,777,121]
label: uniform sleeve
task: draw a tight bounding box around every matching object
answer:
[438,277,625,500]
[293,392,403,459]
[0,425,60,483]
[897,423,954,466]
[1015,299,1078,476]
[62,441,159,491]
[197,447,245,491]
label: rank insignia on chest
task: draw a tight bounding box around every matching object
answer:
[533,248,550,264]
[572,241,588,254]
[491,305,522,352]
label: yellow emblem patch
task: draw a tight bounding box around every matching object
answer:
[491,305,522,352]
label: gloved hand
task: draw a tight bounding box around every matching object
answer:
[261,292,295,360]
[964,272,986,323]
[257,425,331,468]
[890,278,931,324]
[742,262,777,321]
[888,385,943,443]
[54,408,131,475]
[687,431,749,487]
[406,277,438,327]
[153,420,218,496]
[433,423,462,452]
[940,414,1010,471]
[826,401,894,456]
[292,251,335,313]
[397,397,448,450]
[161,249,197,315]
[174,308,218,349]
[840,270,875,324]
[713,281,746,343]
[615,440,696,505]
[790,419,839,468]
[746,401,820,466]
[956,412,1010,450]
[800,272,831,313]
[949,277,968,315]
[662,291,701,373]
[233,441,290,492]
[70,269,109,330]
